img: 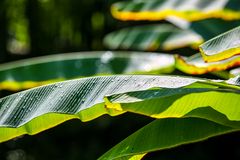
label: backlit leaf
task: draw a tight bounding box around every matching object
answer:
[175,53,240,74]
[104,24,203,51]
[112,0,240,21]
[0,51,174,91]
[200,26,240,62]
[0,75,200,143]
[100,86,240,159]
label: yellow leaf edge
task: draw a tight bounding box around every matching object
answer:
[111,5,240,22]
[175,54,240,75]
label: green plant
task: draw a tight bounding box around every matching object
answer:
[1,0,240,159]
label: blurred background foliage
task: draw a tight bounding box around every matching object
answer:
[0,0,125,63]
[0,0,240,160]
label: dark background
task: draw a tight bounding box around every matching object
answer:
[0,0,240,159]
[0,0,125,63]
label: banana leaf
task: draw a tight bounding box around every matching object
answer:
[100,85,240,159]
[104,19,240,52]
[0,51,174,91]
[111,0,240,21]
[200,25,240,62]
[0,75,201,143]
[105,87,240,120]
[175,53,240,75]
[104,24,203,51]
[0,75,239,159]
[99,115,240,160]
[1,75,238,143]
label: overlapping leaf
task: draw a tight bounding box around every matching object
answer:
[104,24,203,51]
[175,53,240,75]
[200,25,240,62]
[0,75,200,143]
[104,19,240,52]
[111,0,240,21]
[0,52,174,91]
[99,116,240,160]
[105,87,240,120]
[170,24,240,75]
[0,75,239,159]
[100,84,240,159]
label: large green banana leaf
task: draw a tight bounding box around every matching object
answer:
[111,0,240,21]
[200,25,240,62]
[0,51,174,91]
[104,24,203,51]
[0,75,240,159]
[0,75,201,143]
[99,115,240,160]
[99,85,240,159]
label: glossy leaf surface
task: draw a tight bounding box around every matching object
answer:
[0,51,174,91]
[0,75,239,159]
[200,26,240,62]
[112,0,240,21]
[175,53,240,74]
[100,86,240,159]
[0,75,200,143]
[100,116,239,160]
[104,24,203,51]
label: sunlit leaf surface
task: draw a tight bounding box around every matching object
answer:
[0,51,174,91]
[175,53,240,74]
[0,75,200,143]
[106,87,240,120]
[99,116,239,160]
[200,26,240,62]
[100,86,240,159]
[104,24,203,51]
[112,0,240,21]
[0,75,239,159]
